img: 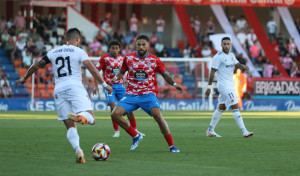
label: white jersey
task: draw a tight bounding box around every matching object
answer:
[211,51,239,90]
[45,45,88,90]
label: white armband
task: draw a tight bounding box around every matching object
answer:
[173,82,177,87]
[101,82,108,88]
[207,85,213,89]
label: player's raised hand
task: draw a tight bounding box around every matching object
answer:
[92,87,99,95]
[105,85,113,94]
[175,85,183,93]
[16,78,26,86]
[205,89,211,98]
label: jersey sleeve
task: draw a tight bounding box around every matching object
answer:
[155,57,166,75]
[211,55,221,70]
[80,50,89,62]
[120,56,128,73]
[96,56,105,71]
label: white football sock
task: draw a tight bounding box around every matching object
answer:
[78,111,95,125]
[67,127,82,153]
[207,108,223,132]
[233,109,247,133]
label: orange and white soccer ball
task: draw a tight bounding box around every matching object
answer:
[91,143,111,161]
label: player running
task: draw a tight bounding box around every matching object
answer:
[93,40,144,137]
[205,37,253,138]
[16,28,112,163]
[111,35,183,152]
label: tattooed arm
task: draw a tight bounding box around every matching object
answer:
[16,59,47,85]
[162,72,183,93]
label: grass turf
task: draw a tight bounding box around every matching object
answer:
[0,111,299,176]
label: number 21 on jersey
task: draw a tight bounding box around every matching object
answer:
[56,56,72,77]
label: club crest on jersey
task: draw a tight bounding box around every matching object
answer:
[231,99,234,102]
[134,70,148,81]
[112,67,120,75]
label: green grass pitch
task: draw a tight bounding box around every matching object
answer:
[0,111,300,176]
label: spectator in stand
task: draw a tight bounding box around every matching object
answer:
[271,39,280,57]
[4,36,14,54]
[14,11,26,34]
[0,16,7,33]
[113,30,124,43]
[123,31,133,45]
[89,38,101,56]
[267,16,277,41]
[250,40,260,63]
[95,30,105,43]
[169,62,180,76]
[247,29,257,46]
[15,36,26,58]
[291,61,300,77]
[6,18,13,29]
[26,37,36,52]
[150,32,158,47]
[0,75,12,98]
[158,47,170,58]
[23,50,32,68]
[281,53,293,75]
[264,60,274,78]
[29,28,41,42]
[277,33,287,56]
[206,16,215,36]
[287,38,298,58]
[41,29,50,44]
[237,29,247,48]
[35,37,45,53]
[57,12,66,41]
[236,15,247,31]
[18,28,28,42]
[155,40,164,54]
[193,15,201,41]
[272,66,281,77]
[44,14,55,37]
[129,13,139,36]
[101,18,112,40]
[228,14,236,27]
[122,45,133,56]
[201,45,212,57]
[156,14,165,41]
[1,29,10,46]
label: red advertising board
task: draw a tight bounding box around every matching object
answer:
[81,0,300,7]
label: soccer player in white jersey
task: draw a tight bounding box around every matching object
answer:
[16,28,112,163]
[205,37,253,138]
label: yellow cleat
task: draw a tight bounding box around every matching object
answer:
[76,152,86,163]
[68,113,88,125]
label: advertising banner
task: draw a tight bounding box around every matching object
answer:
[254,78,300,96]
[1,98,300,111]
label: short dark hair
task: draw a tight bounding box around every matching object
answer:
[66,28,81,40]
[136,35,149,42]
[108,40,121,49]
[221,37,231,42]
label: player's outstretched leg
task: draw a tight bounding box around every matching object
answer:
[68,111,95,125]
[127,112,145,136]
[64,119,85,163]
[206,106,224,137]
[150,107,179,153]
[232,107,253,137]
[111,106,143,151]
[112,119,120,137]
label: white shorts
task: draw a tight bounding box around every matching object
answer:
[218,88,238,108]
[54,85,92,121]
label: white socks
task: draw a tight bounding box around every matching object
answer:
[67,127,82,153]
[78,111,95,125]
[233,109,247,134]
[208,108,223,132]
